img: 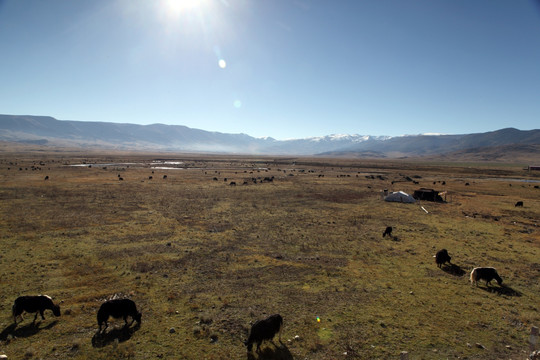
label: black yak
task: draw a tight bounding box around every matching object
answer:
[12,295,61,324]
[434,249,451,268]
[97,298,141,332]
[245,314,283,352]
[470,267,503,287]
[382,226,393,238]
[515,201,524,207]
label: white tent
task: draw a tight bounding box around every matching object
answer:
[384,191,416,203]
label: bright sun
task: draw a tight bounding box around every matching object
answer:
[165,0,203,14]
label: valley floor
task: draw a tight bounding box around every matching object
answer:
[0,151,539,359]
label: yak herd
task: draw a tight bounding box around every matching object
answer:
[8,226,506,355]
[10,294,283,354]
[433,248,503,286]
[12,296,141,333]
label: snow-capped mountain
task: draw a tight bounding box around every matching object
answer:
[1,114,539,158]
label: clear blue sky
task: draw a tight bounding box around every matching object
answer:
[1,0,539,139]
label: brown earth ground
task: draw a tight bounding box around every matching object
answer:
[0,147,539,359]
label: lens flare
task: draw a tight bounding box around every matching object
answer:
[218,59,227,68]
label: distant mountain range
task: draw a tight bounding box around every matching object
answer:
[1,114,539,160]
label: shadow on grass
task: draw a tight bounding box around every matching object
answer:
[0,320,59,340]
[247,343,293,360]
[91,323,141,348]
[441,263,466,277]
[479,284,522,297]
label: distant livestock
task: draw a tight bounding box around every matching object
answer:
[382,226,393,238]
[470,267,503,287]
[12,295,61,324]
[245,314,283,353]
[515,201,524,207]
[434,249,451,268]
[97,298,142,332]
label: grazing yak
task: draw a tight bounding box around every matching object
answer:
[97,298,142,332]
[515,201,524,207]
[12,295,61,324]
[245,314,283,353]
[382,226,393,238]
[434,249,451,268]
[470,267,503,287]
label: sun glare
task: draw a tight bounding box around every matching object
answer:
[165,0,203,15]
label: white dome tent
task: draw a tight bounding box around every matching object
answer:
[384,191,416,203]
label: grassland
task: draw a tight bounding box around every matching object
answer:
[0,149,539,359]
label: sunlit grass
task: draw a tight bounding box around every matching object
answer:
[0,152,538,359]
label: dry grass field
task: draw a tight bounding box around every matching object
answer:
[0,148,539,359]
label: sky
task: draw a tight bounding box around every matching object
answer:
[1,0,539,140]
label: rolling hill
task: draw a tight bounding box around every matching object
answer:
[1,114,539,160]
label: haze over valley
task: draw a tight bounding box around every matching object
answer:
[1,114,539,162]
